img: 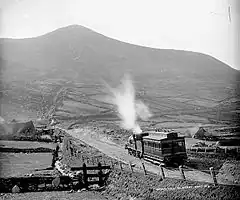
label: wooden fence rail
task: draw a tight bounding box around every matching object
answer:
[188,146,240,155]
[71,165,111,171]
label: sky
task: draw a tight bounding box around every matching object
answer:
[0,0,239,69]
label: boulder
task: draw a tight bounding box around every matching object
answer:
[52,177,61,188]
[12,185,21,193]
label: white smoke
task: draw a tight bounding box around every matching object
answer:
[104,74,152,134]
[0,116,5,124]
[185,123,202,138]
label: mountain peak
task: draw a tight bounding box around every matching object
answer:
[44,24,96,37]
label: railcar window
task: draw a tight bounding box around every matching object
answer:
[148,141,152,147]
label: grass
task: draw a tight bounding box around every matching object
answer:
[2,60,240,126]
[0,140,55,149]
[0,191,109,200]
[102,168,240,200]
[0,153,53,177]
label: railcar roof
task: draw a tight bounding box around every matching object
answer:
[142,131,183,141]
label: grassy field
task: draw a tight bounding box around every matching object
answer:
[0,153,53,177]
[0,191,109,200]
[0,140,56,149]
[2,64,239,129]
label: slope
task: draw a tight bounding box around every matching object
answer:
[0,25,239,125]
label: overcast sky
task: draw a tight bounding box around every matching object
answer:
[0,0,239,69]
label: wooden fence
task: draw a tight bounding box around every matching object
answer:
[188,146,240,154]
[71,162,111,189]
[114,160,222,185]
[0,161,112,193]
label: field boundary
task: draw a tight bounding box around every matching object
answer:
[0,147,53,153]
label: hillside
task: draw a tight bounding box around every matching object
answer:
[0,25,239,127]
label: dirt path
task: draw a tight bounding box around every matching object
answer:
[61,127,214,184]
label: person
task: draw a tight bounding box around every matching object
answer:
[51,144,60,168]
[55,144,59,158]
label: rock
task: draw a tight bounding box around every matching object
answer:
[12,185,20,193]
[52,177,61,188]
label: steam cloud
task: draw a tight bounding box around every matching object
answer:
[105,74,152,134]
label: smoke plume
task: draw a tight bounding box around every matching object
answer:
[104,74,152,134]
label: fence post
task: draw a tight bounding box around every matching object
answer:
[77,172,83,189]
[129,161,134,173]
[209,167,217,186]
[179,165,186,180]
[225,147,227,154]
[82,163,88,189]
[141,161,147,175]
[98,162,103,187]
[81,155,84,163]
[159,164,165,179]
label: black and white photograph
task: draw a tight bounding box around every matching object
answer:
[0,0,239,199]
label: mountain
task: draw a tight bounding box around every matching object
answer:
[0,25,239,126]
